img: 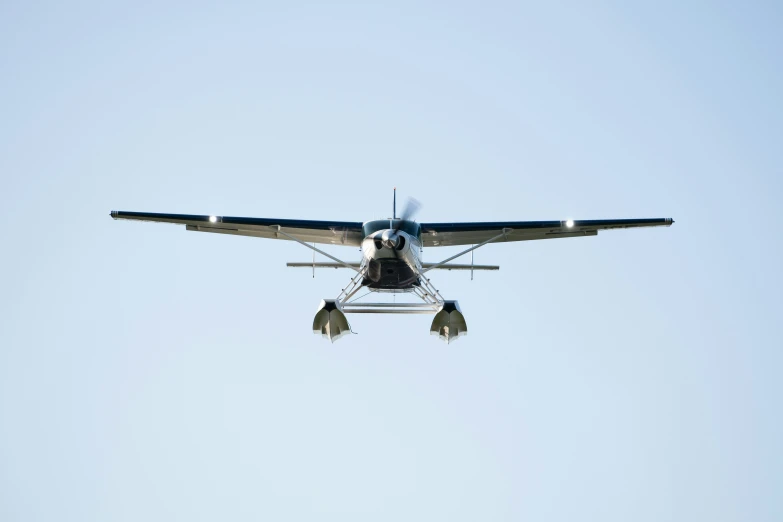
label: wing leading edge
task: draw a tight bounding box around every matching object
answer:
[420,218,674,247]
[110,211,365,246]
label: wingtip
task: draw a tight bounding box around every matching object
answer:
[110,210,118,219]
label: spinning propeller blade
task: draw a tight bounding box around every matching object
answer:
[393,196,421,233]
[389,195,420,261]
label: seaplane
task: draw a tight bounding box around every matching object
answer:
[111,190,673,343]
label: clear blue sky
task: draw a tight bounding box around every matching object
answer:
[1,2,781,520]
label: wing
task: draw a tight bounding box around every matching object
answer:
[110,211,365,246]
[286,262,499,271]
[420,218,674,247]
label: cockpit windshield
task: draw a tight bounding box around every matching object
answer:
[362,219,421,239]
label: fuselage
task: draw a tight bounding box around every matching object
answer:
[360,219,422,290]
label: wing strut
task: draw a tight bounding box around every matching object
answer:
[270,225,363,274]
[421,229,511,274]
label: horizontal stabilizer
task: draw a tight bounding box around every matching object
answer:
[286,262,498,271]
[423,263,498,271]
[288,262,361,269]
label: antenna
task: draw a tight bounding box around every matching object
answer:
[393,187,397,219]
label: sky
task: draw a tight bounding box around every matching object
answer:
[1,1,781,520]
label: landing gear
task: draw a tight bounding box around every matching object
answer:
[312,300,352,343]
[429,301,468,343]
[280,225,493,344]
[311,264,468,343]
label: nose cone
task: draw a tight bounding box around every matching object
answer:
[380,230,398,249]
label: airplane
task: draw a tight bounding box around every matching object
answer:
[111,189,673,343]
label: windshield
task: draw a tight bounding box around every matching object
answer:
[362,220,421,239]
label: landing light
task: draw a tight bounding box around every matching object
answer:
[209,216,218,223]
[566,219,574,228]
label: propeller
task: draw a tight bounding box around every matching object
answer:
[381,197,421,252]
[393,197,421,233]
[386,196,421,267]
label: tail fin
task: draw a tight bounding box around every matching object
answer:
[393,187,397,219]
